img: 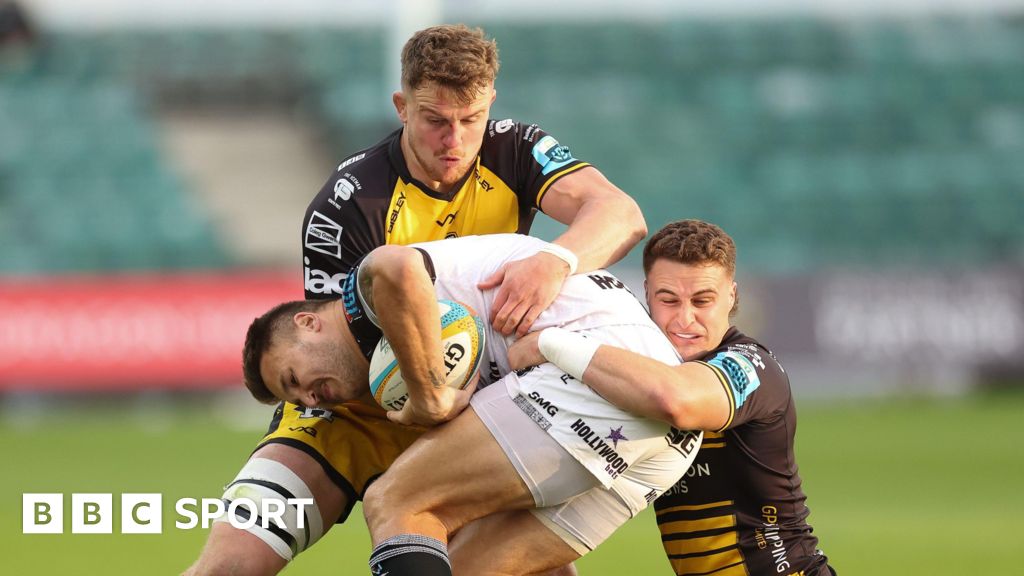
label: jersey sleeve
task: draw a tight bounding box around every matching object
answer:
[302,166,388,300]
[487,119,592,213]
[695,343,790,432]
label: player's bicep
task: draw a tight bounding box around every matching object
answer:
[668,362,733,432]
[536,166,621,224]
[697,349,785,431]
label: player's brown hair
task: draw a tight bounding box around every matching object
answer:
[241,299,331,404]
[643,219,739,315]
[401,24,500,103]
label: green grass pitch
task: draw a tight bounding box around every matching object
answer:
[3,392,1021,574]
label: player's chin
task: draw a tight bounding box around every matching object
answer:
[438,168,467,186]
[674,339,706,361]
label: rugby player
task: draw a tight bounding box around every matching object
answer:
[245,233,702,575]
[509,220,836,576]
[184,24,645,575]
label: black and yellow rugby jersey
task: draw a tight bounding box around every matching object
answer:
[301,118,590,299]
[655,328,832,576]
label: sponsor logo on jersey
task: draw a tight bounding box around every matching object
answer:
[531,135,576,175]
[336,152,365,172]
[757,505,794,573]
[341,272,362,320]
[293,405,335,422]
[513,394,552,430]
[333,177,356,202]
[665,427,701,458]
[570,418,628,479]
[587,273,632,294]
[606,425,628,448]
[682,461,712,478]
[387,191,406,235]
[526,390,559,417]
[304,257,346,295]
[708,350,761,408]
[522,124,540,143]
[473,167,495,192]
[436,212,458,227]
[304,211,343,258]
[493,118,514,134]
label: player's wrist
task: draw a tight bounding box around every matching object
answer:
[538,244,578,276]
[538,327,600,381]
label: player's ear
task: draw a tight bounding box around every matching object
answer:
[643,280,650,302]
[293,312,321,332]
[393,90,408,123]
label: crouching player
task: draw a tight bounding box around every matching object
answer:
[244,233,703,575]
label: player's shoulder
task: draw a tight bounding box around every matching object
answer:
[702,329,788,387]
[481,118,550,149]
[330,129,397,180]
[308,129,399,210]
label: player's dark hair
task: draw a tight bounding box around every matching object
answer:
[643,219,739,316]
[242,300,331,404]
[401,24,499,103]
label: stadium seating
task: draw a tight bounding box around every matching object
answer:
[1,16,1022,273]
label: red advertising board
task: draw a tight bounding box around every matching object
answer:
[0,271,299,391]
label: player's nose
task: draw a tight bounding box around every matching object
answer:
[300,390,319,409]
[677,305,697,327]
[441,123,462,149]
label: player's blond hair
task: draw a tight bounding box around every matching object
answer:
[643,219,739,316]
[401,24,500,103]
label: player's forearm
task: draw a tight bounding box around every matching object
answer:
[586,351,731,431]
[363,247,448,408]
[542,169,647,273]
[552,193,646,272]
[538,328,728,430]
[581,347,686,424]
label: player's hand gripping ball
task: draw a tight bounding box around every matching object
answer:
[368,299,486,411]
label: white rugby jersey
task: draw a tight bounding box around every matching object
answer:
[412,234,698,487]
[412,234,677,378]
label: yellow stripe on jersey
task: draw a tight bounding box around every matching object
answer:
[669,554,747,576]
[696,360,735,432]
[534,163,591,208]
[662,530,739,557]
[660,514,736,535]
[384,164,521,246]
[657,500,735,516]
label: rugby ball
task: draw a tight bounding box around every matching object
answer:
[368,299,486,411]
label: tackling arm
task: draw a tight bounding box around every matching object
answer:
[540,167,647,273]
[512,329,731,431]
[481,168,647,337]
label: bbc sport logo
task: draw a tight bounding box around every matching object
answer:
[22,493,313,534]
